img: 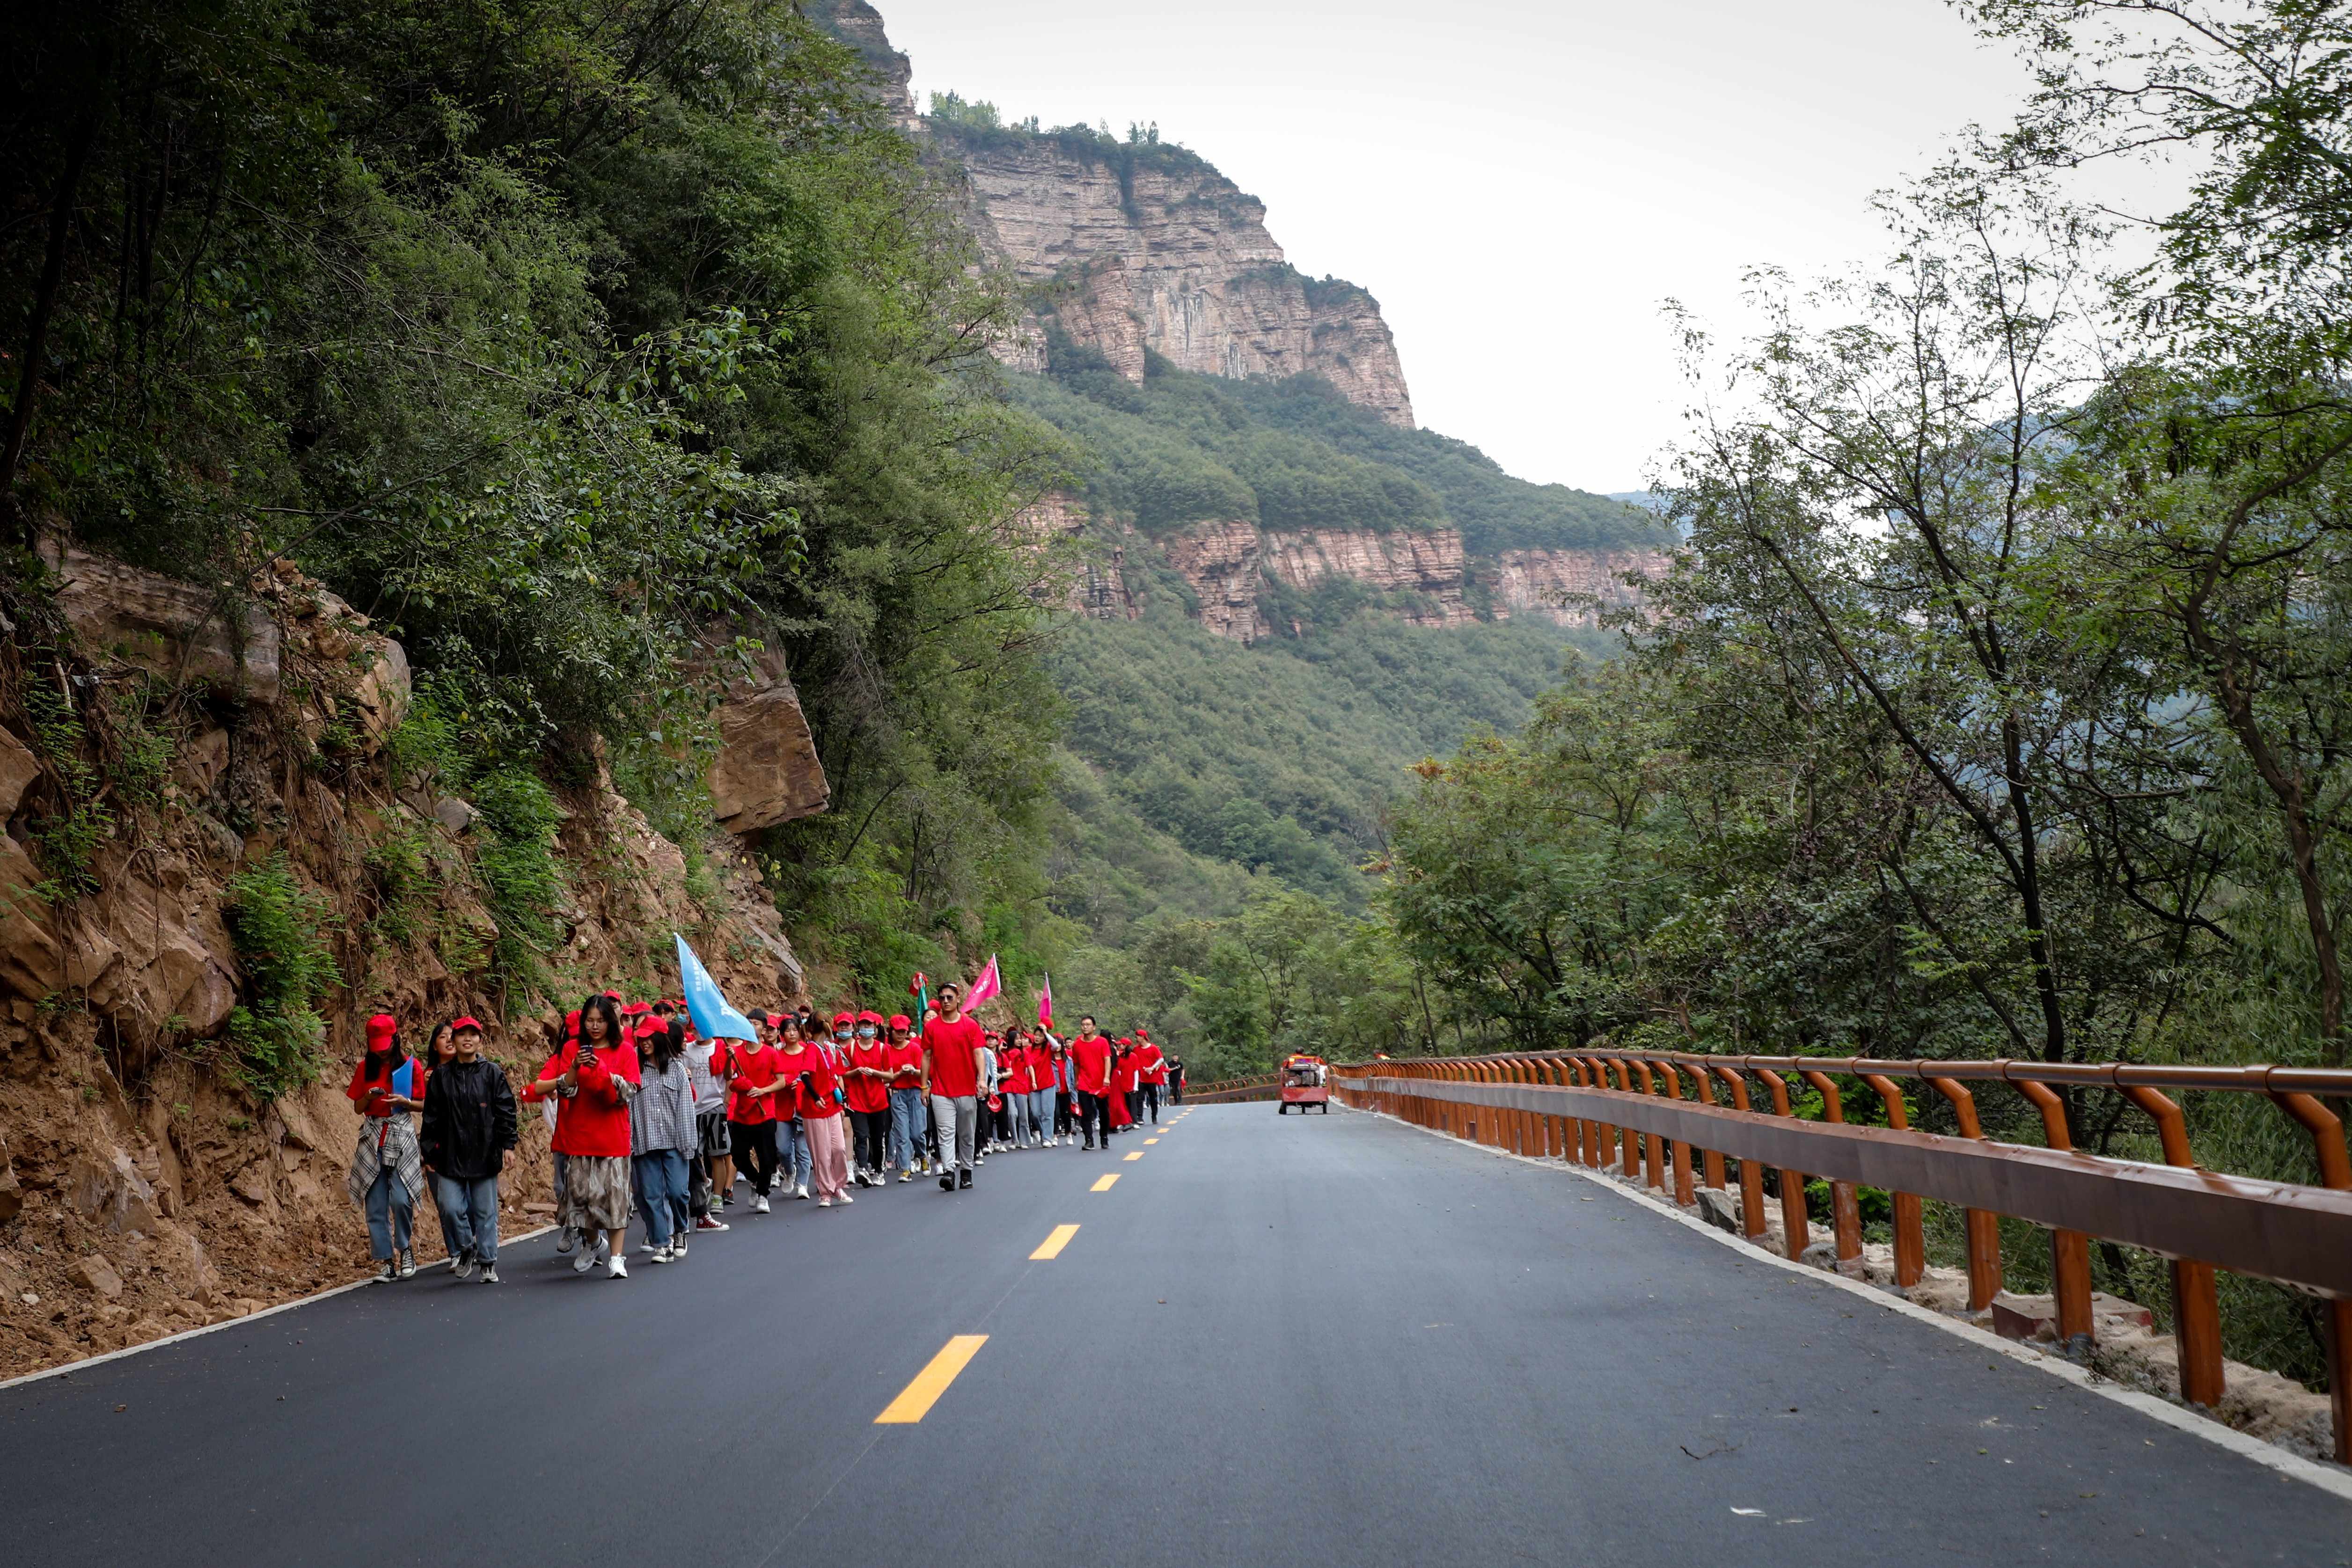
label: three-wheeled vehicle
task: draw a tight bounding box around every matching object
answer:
[1277,1053,1329,1114]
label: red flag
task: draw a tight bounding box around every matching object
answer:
[965,955,1002,1009]
[1038,972,1054,1028]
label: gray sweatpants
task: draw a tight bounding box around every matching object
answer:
[929,1093,978,1172]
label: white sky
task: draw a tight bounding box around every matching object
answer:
[876,0,2041,493]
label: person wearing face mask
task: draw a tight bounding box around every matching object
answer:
[418,1016,516,1283]
[630,1016,697,1262]
[777,1016,850,1206]
[346,1013,425,1282]
[845,1010,892,1187]
[883,1013,925,1181]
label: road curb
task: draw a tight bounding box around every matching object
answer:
[0,1225,557,1395]
[1342,1102,2352,1507]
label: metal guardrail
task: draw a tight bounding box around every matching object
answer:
[1183,1072,1280,1103]
[1333,1048,2352,1463]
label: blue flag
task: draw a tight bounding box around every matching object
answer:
[676,934,759,1043]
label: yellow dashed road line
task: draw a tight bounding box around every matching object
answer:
[1090,1174,1119,1192]
[1030,1224,1080,1260]
[875,1335,989,1424]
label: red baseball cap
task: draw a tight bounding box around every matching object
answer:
[365,1014,397,1049]
[888,1014,911,1031]
[449,1016,484,1033]
[831,1011,854,1027]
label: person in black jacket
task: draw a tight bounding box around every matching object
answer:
[419,1017,519,1283]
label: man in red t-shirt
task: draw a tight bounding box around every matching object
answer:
[922,980,986,1190]
[1132,1031,1167,1124]
[1069,1016,1117,1151]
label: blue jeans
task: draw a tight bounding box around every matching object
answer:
[633,1150,690,1246]
[777,1119,811,1189]
[432,1173,500,1263]
[889,1088,924,1170]
[365,1170,413,1261]
[1028,1090,1053,1139]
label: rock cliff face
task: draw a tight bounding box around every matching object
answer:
[1158,518,1666,644]
[0,546,821,1377]
[935,126,1416,427]
[806,0,919,130]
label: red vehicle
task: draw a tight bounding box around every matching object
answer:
[1277,1054,1330,1114]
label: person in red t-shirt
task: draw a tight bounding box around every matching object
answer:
[346,1013,425,1281]
[845,1010,892,1188]
[923,980,987,1189]
[1132,1031,1167,1125]
[721,1020,782,1212]
[1000,1029,1035,1149]
[1069,1017,1117,1150]
[1110,1039,1139,1132]
[883,1014,926,1180]
[780,1018,850,1206]
[526,994,642,1278]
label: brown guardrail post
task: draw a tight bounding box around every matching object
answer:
[1629,1059,1669,1191]
[2268,1087,2350,1463]
[1539,1057,1569,1160]
[2009,1077,2094,1354]
[1573,1058,1602,1166]
[1608,1060,1641,1178]
[1926,1077,2004,1312]
[1683,1064,1729,1193]
[2119,1083,2225,1410]
[1753,1068,1810,1258]
[1653,1061,1697,1204]
[1799,1069,1863,1266]
[1507,1058,1534,1155]
[1858,1072,1927,1289]
[1712,1065,1769,1240]
[1581,1057,1614,1170]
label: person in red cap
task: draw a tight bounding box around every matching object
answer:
[346,1013,425,1282]
[845,1010,891,1187]
[1069,1015,1116,1151]
[883,1013,924,1180]
[419,1016,516,1282]
[525,993,641,1279]
[775,1015,850,1205]
[720,1016,782,1213]
[1110,1037,1141,1133]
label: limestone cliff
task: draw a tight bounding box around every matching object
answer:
[1016,492,1667,644]
[938,125,1416,427]
[806,0,919,131]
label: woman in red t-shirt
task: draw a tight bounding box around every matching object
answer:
[775,1019,850,1206]
[720,1022,781,1213]
[345,1013,425,1282]
[527,995,642,1278]
[845,1010,892,1188]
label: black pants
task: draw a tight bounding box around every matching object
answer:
[1055,1092,1074,1136]
[728,1119,778,1195]
[1143,1083,1160,1122]
[1079,1091,1116,1145]
[850,1108,889,1172]
[1124,1088,1144,1126]
[1171,1078,1183,1104]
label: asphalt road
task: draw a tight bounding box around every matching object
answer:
[2,1102,2347,1567]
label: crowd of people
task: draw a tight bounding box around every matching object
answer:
[344,979,1187,1282]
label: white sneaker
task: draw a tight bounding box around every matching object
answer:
[635,1241,657,1254]
[753,1195,771,1214]
[480,1266,500,1284]
[572,1247,596,1274]
[556,1226,577,1254]
[452,1254,476,1281]
[817,1197,832,1209]
[838,1191,854,1205]
[671,1237,688,1258]
[853,1169,870,1188]
[607,1256,629,1279]
[795,1182,810,1201]
[647,1244,674,1264]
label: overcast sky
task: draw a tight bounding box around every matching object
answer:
[876,0,2042,493]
